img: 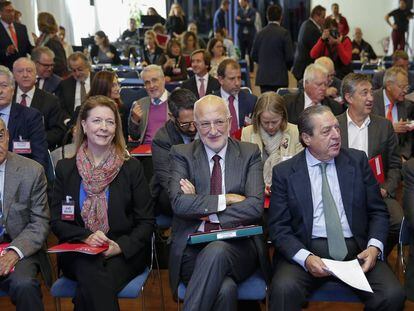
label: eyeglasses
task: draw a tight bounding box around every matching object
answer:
[177,120,196,130]
[0,129,6,142]
[90,118,116,128]
[37,61,54,68]
[197,118,229,130]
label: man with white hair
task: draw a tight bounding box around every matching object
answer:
[128,64,169,144]
[283,63,345,125]
[168,94,269,311]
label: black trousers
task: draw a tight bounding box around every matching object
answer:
[0,256,43,311]
[238,35,254,72]
[58,250,147,311]
[270,238,405,311]
[180,238,258,311]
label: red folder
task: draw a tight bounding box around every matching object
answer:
[368,155,385,184]
[130,144,152,156]
[231,128,243,140]
[48,242,108,255]
[156,33,169,47]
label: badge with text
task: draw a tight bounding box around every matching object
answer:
[62,196,75,221]
[12,138,31,154]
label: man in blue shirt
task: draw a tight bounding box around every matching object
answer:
[268,105,404,310]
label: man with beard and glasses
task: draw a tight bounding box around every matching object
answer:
[151,88,197,216]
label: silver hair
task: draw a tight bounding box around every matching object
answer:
[0,65,15,86]
[383,66,407,88]
[303,63,328,87]
[31,46,55,62]
[140,64,164,79]
[193,94,230,122]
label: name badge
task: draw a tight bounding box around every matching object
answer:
[12,140,31,154]
[244,115,252,126]
[172,67,181,75]
[62,196,75,221]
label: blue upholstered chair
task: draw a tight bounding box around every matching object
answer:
[176,270,268,311]
[276,87,299,97]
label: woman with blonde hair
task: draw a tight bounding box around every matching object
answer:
[166,3,187,38]
[207,37,228,78]
[241,92,303,191]
[51,95,154,311]
[35,12,67,76]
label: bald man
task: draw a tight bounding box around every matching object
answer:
[168,94,269,311]
[12,57,66,150]
[352,27,377,61]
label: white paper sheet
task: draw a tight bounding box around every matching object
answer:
[321,258,373,293]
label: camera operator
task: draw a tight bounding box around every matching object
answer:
[310,18,352,79]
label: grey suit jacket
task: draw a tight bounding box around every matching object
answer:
[127,94,169,143]
[372,88,413,159]
[3,152,51,284]
[337,112,401,197]
[168,138,265,293]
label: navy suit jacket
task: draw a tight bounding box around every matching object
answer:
[7,103,48,169]
[212,89,257,128]
[41,74,62,94]
[181,75,221,99]
[251,23,293,86]
[268,148,389,261]
[0,22,33,70]
[236,6,256,40]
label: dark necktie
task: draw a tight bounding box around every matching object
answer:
[80,81,86,104]
[20,94,27,106]
[205,155,222,232]
[36,77,41,89]
[199,78,206,98]
[228,95,238,134]
[319,162,348,260]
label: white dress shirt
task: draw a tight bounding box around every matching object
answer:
[16,86,35,108]
[74,75,91,110]
[383,89,398,122]
[220,88,240,125]
[304,91,321,109]
[346,110,370,156]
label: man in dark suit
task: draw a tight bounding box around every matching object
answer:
[292,5,326,81]
[169,94,268,311]
[0,65,48,169]
[13,57,66,150]
[372,66,413,159]
[0,1,32,71]
[268,105,405,310]
[212,58,257,136]
[251,4,293,93]
[152,88,197,216]
[236,0,256,72]
[0,118,51,311]
[56,52,94,125]
[284,63,344,125]
[181,49,220,99]
[31,46,62,95]
[337,73,402,258]
[213,0,229,33]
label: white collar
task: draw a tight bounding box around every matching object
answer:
[17,86,35,99]
[346,109,371,129]
[204,142,228,162]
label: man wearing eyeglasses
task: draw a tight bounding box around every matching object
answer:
[168,94,269,311]
[0,117,51,311]
[128,64,169,145]
[152,88,197,216]
[31,47,61,95]
[372,66,414,160]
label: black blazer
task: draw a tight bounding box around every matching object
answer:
[141,46,164,65]
[0,22,33,70]
[165,15,187,36]
[44,36,68,77]
[283,90,345,125]
[51,157,155,261]
[181,75,221,99]
[291,19,321,80]
[251,23,293,87]
[56,72,96,121]
[13,88,66,149]
[41,73,62,95]
[90,44,121,65]
[7,103,48,169]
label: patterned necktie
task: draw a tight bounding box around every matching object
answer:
[228,95,239,134]
[153,98,161,105]
[8,24,18,48]
[386,101,394,122]
[199,78,206,98]
[205,155,222,232]
[20,93,27,106]
[80,81,87,104]
[319,162,348,260]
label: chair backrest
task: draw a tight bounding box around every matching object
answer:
[120,87,147,113]
[117,71,139,79]
[240,86,252,94]
[277,88,299,97]
[399,217,412,245]
[361,63,378,70]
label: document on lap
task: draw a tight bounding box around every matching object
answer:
[48,242,109,255]
[321,258,373,293]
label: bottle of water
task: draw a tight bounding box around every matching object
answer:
[129,55,136,69]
